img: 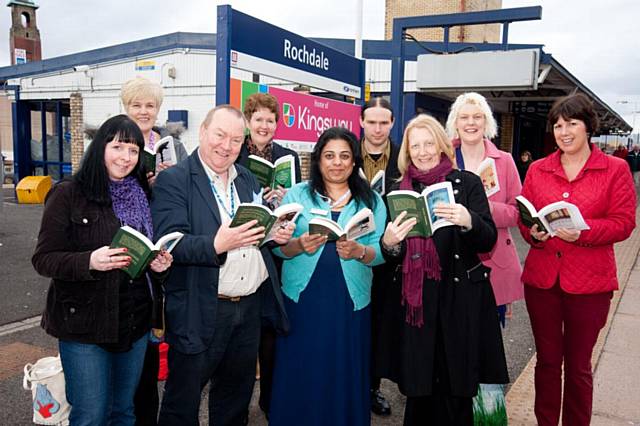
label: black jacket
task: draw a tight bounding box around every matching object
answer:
[374,169,509,397]
[33,180,163,346]
[236,139,302,185]
[151,152,289,354]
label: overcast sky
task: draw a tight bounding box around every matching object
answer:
[0,0,637,131]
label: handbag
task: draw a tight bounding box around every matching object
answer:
[473,383,507,425]
[23,354,70,425]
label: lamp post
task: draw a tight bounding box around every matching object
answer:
[617,100,639,146]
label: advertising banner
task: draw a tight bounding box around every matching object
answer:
[230,78,361,152]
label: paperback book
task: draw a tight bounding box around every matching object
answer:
[142,136,177,174]
[359,168,386,195]
[110,226,183,278]
[516,195,590,237]
[308,208,375,241]
[386,181,455,238]
[247,154,296,189]
[229,202,303,245]
[476,157,500,197]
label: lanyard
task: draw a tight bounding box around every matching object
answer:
[455,147,466,171]
[210,180,236,219]
[148,131,156,150]
[316,189,351,209]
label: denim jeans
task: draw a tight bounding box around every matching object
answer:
[59,334,148,426]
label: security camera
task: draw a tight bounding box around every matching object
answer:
[73,65,90,72]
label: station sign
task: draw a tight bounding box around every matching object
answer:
[230,78,361,152]
[228,8,363,98]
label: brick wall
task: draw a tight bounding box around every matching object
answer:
[500,113,514,153]
[70,93,84,173]
[298,151,311,181]
[384,0,502,43]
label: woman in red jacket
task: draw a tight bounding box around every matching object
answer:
[519,93,636,425]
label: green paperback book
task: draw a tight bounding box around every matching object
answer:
[247,154,295,189]
[110,226,183,279]
[386,181,455,238]
[141,136,177,175]
[229,202,303,245]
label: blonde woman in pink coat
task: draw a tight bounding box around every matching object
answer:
[446,92,523,325]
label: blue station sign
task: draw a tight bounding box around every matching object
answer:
[227,7,364,98]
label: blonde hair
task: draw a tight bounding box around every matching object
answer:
[445,92,498,140]
[120,77,164,110]
[398,114,456,178]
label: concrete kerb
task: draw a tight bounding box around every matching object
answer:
[506,207,640,425]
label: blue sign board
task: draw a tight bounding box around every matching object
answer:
[216,5,364,104]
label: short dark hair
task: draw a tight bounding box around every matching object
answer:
[74,114,149,205]
[361,97,394,121]
[308,127,377,210]
[548,93,599,138]
[243,92,279,122]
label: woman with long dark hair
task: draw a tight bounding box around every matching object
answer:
[32,114,173,425]
[268,127,387,426]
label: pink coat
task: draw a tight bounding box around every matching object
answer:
[455,139,524,305]
[519,146,636,294]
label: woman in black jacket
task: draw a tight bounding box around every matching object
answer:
[375,114,508,425]
[32,115,173,425]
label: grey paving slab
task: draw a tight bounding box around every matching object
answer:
[593,351,640,422]
[617,282,640,316]
[599,314,640,356]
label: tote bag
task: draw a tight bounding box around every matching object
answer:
[23,354,70,425]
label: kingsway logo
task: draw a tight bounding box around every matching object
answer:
[297,106,353,136]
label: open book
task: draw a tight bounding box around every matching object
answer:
[359,168,386,195]
[142,136,177,174]
[229,202,303,245]
[110,225,183,278]
[386,181,455,238]
[476,157,500,197]
[308,208,375,241]
[247,154,296,189]
[516,195,590,236]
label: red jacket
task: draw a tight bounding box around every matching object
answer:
[519,146,636,294]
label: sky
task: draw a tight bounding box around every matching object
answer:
[0,0,638,132]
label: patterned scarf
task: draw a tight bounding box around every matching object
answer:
[246,137,273,163]
[399,154,453,327]
[108,176,153,239]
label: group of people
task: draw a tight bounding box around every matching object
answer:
[32,77,635,426]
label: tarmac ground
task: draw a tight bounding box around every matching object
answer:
[1,185,638,425]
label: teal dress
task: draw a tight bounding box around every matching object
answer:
[269,211,371,426]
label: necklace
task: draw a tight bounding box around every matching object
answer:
[147,131,156,150]
[210,180,236,218]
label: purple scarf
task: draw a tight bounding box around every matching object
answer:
[399,154,453,327]
[108,176,153,239]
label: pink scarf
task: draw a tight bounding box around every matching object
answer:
[399,154,453,327]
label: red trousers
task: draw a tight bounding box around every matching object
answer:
[525,283,611,426]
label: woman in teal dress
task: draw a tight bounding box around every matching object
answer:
[269,127,387,426]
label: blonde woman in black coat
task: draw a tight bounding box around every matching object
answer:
[375,114,508,425]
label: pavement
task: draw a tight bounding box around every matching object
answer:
[0,183,638,425]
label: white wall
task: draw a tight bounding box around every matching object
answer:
[9,49,217,153]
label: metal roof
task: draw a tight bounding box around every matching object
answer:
[0,31,629,133]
